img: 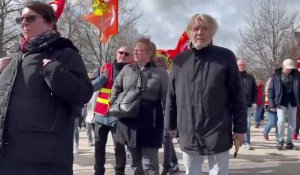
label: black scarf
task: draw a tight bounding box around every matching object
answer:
[19,30,60,53]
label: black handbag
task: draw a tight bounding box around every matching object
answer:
[109,65,145,118]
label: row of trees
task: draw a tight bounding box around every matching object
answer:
[237,0,300,82]
[0,0,21,57]
[1,0,300,79]
[0,0,142,71]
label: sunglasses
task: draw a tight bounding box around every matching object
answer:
[15,15,43,24]
[118,51,130,56]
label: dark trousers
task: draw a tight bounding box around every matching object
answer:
[295,115,300,135]
[0,152,72,175]
[163,130,178,169]
[127,146,159,175]
[94,123,126,175]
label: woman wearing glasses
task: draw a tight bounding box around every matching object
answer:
[0,1,93,175]
[111,37,169,175]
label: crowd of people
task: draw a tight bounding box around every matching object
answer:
[0,1,300,175]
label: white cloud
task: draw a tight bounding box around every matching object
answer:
[130,0,300,53]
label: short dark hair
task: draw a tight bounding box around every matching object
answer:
[24,1,57,29]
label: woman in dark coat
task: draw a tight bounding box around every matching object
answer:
[0,1,93,175]
[111,37,168,175]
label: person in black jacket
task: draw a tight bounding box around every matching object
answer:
[237,59,258,150]
[165,13,246,175]
[0,1,93,175]
[268,59,300,150]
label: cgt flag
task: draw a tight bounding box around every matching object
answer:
[93,0,109,16]
[83,0,118,44]
[49,0,66,19]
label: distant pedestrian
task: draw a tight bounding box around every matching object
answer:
[263,78,278,141]
[293,108,300,140]
[268,58,300,150]
[255,81,265,128]
[154,54,179,175]
[237,59,258,150]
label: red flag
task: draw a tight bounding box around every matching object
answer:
[175,32,189,53]
[83,0,118,44]
[163,32,189,59]
[297,56,300,68]
[49,0,66,19]
[93,0,109,16]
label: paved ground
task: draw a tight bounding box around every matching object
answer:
[73,119,300,175]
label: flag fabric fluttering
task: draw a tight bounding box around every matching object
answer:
[175,32,189,53]
[161,32,189,59]
[83,0,118,44]
[49,0,66,19]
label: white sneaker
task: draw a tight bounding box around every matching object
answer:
[245,144,253,150]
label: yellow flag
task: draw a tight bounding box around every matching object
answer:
[93,0,109,16]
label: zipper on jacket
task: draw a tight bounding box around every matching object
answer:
[200,58,208,152]
[194,55,209,153]
[192,57,198,147]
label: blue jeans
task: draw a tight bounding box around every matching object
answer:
[254,105,264,125]
[182,151,229,175]
[277,105,297,143]
[295,115,300,135]
[246,107,252,145]
[263,111,278,140]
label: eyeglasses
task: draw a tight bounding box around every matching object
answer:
[15,15,43,24]
[118,51,129,56]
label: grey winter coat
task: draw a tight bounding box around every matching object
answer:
[111,62,169,148]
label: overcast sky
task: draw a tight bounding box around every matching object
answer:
[129,0,300,53]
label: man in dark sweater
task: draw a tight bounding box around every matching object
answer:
[268,59,300,150]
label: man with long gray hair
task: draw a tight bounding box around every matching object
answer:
[165,13,247,175]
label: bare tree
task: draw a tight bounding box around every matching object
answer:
[1,0,142,71]
[57,0,142,71]
[0,0,21,57]
[237,0,299,81]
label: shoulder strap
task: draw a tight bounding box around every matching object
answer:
[129,64,145,91]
